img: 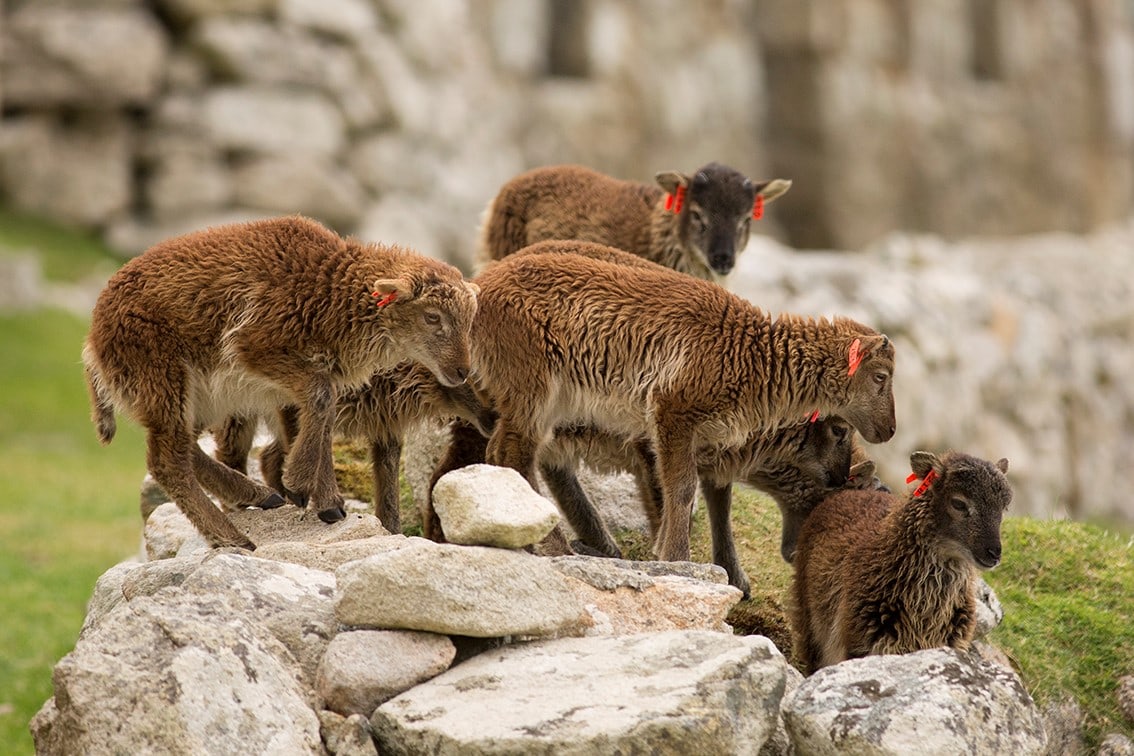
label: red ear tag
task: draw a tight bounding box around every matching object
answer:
[665,193,675,211]
[373,290,398,308]
[847,338,864,376]
[752,194,765,220]
[808,409,820,423]
[908,469,938,498]
[671,185,686,214]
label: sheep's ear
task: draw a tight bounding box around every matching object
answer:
[372,277,414,302]
[909,451,940,478]
[464,281,480,297]
[754,178,792,204]
[996,458,1009,474]
[857,333,894,363]
[847,460,876,486]
[655,171,689,194]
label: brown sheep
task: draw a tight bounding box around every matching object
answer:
[539,416,867,597]
[83,216,479,549]
[470,243,896,565]
[214,362,495,533]
[790,450,1012,673]
[479,162,792,279]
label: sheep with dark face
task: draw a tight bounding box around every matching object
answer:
[790,450,1012,673]
[470,243,896,565]
[214,362,495,533]
[83,216,478,549]
[479,162,791,280]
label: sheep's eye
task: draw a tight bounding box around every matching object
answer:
[423,311,441,326]
[831,424,848,441]
[950,498,968,513]
[873,372,888,386]
[737,218,750,234]
[690,211,706,230]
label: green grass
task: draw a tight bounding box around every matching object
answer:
[2,211,1131,752]
[0,309,146,755]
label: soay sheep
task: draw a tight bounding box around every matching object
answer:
[83,216,479,549]
[790,450,1012,673]
[479,162,792,280]
[214,362,495,533]
[470,243,896,565]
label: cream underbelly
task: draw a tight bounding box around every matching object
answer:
[188,365,292,429]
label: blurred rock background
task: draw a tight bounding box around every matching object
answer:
[1,0,1132,526]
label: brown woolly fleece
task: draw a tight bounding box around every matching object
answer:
[83,215,478,549]
[471,242,896,563]
[791,450,1012,674]
[479,162,791,280]
[214,362,495,533]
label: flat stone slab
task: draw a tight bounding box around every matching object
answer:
[371,630,788,755]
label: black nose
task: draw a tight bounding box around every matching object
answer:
[985,545,1002,564]
[453,366,469,383]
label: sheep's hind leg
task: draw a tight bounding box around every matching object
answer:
[192,444,284,511]
[701,478,750,598]
[213,414,257,474]
[651,416,699,563]
[148,427,255,550]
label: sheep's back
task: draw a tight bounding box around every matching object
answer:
[483,165,660,261]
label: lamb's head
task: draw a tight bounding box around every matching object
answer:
[371,269,479,388]
[747,416,857,563]
[655,162,791,277]
[834,330,896,444]
[908,450,1012,569]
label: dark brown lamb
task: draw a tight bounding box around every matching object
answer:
[470,243,896,565]
[214,362,495,533]
[479,162,791,280]
[83,216,478,549]
[790,450,1012,673]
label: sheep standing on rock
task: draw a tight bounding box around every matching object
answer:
[214,362,495,534]
[479,163,792,280]
[83,216,479,549]
[469,243,896,565]
[790,450,1012,673]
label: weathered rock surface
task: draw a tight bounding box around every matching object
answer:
[317,630,456,716]
[551,555,741,635]
[432,464,561,549]
[32,593,323,755]
[371,631,789,755]
[334,539,592,638]
[783,648,1048,755]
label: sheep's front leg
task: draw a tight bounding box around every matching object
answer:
[281,375,345,522]
[652,412,699,563]
[701,478,750,597]
[541,460,621,558]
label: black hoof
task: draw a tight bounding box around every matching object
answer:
[285,489,308,508]
[259,493,286,510]
[318,506,346,524]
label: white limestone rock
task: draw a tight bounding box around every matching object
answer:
[334,538,592,638]
[372,630,789,755]
[432,464,561,549]
[783,648,1047,755]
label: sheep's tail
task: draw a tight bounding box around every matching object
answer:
[82,343,116,445]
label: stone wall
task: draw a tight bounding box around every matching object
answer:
[4,0,1133,260]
